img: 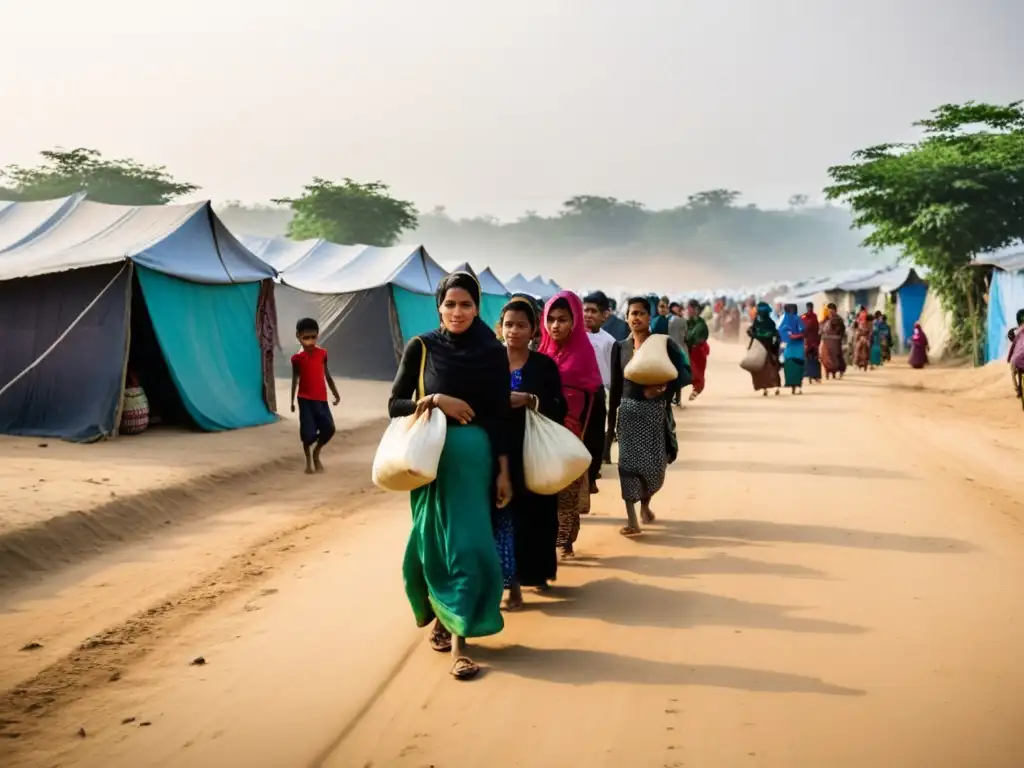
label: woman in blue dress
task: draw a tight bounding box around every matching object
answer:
[777,304,806,394]
[497,298,566,609]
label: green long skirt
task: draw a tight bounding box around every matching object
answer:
[783,358,805,388]
[403,424,504,639]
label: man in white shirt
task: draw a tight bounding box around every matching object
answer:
[583,292,617,494]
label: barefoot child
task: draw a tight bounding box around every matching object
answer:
[290,318,340,473]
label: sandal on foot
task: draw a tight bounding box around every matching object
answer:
[619,526,642,537]
[429,626,452,653]
[451,657,480,680]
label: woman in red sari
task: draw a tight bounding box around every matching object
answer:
[685,299,711,399]
[538,290,602,558]
[801,302,822,383]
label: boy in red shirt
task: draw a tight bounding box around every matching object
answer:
[290,318,340,474]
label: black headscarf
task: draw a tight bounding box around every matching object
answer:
[420,271,505,371]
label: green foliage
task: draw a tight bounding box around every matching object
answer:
[825,101,1024,362]
[0,148,197,204]
[274,178,418,247]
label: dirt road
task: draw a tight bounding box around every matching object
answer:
[4,345,1024,767]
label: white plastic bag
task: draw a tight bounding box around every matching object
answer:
[740,340,768,373]
[523,409,592,495]
[624,334,677,385]
[372,408,448,492]
[372,336,447,492]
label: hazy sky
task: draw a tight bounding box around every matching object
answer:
[2,0,1022,220]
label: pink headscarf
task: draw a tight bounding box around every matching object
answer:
[538,291,602,393]
[538,291,602,436]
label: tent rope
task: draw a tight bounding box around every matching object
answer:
[0,262,130,402]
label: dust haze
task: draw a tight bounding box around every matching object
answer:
[3,0,1023,289]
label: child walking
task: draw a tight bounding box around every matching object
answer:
[290,318,340,474]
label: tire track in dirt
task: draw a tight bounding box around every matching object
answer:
[0,420,386,747]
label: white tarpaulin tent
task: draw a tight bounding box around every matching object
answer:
[242,235,448,380]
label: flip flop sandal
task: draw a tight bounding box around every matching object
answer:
[451,657,480,680]
[619,526,642,537]
[429,627,452,653]
[503,598,524,612]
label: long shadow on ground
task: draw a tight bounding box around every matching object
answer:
[674,429,805,445]
[682,459,909,479]
[626,519,978,554]
[474,645,865,695]
[533,577,866,635]
[592,553,829,580]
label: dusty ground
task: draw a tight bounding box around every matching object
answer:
[0,378,389,584]
[2,346,1023,767]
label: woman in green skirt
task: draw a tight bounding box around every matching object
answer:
[777,303,806,395]
[389,272,513,680]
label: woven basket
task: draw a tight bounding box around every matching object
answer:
[120,386,150,435]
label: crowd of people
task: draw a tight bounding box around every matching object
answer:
[274,270,1024,687]
[739,301,910,395]
[379,274,1024,681]
[386,274,698,680]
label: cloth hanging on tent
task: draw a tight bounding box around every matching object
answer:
[256,279,278,412]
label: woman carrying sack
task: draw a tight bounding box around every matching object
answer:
[607,296,691,537]
[537,290,603,559]
[498,299,567,608]
[746,302,782,396]
[388,272,512,681]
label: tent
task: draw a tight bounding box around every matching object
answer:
[975,245,1024,363]
[0,196,278,441]
[504,273,560,301]
[505,273,536,296]
[245,237,448,380]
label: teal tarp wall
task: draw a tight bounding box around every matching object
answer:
[480,294,507,332]
[393,287,506,343]
[393,286,442,345]
[136,266,275,431]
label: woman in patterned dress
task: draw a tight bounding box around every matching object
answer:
[537,291,603,558]
[607,297,691,537]
[497,299,566,608]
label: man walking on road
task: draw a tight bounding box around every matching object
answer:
[584,292,616,494]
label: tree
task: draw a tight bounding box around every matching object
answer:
[274,177,418,246]
[825,101,1024,361]
[788,193,809,209]
[686,189,742,209]
[0,148,197,204]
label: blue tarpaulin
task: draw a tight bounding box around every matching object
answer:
[0,263,131,440]
[986,269,1024,363]
[897,283,927,345]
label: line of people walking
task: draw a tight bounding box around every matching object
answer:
[743,300,907,395]
[387,274,692,680]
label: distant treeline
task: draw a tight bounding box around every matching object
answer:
[217,192,884,285]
